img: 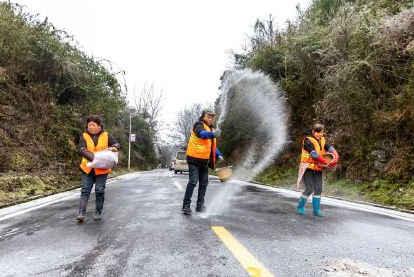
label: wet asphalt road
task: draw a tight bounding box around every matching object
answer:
[0,169,414,277]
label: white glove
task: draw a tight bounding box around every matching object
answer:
[212,129,221,138]
[218,156,224,161]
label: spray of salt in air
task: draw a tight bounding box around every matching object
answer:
[202,68,288,217]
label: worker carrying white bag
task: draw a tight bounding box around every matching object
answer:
[86,149,118,169]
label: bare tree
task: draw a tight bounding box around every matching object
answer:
[133,82,163,138]
[172,103,203,148]
[230,14,277,69]
[157,142,175,168]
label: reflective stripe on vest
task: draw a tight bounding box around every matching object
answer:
[79,131,111,175]
[186,122,217,165]
[300,136,326,172]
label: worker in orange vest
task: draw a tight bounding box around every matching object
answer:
[77,115,120,222]
[182,109,224,215]
[296,123,338,216]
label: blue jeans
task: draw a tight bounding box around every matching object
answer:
[80,171,108,203]
[183,163,209,205]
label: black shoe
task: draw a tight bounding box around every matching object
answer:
[195,204,206,212]
[182,204,192,215]
[94,211,102,220]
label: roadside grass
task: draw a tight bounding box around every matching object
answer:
[254,166,414,212]
[110,168,140,178]
[0,168,141,208]
[0,173,77,207]
[254,166,298,189]
[358,180,414,211]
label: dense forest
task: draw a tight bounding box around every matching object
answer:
[0,2,158,206]
[218,0,414,210]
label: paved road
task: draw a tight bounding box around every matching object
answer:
[0,169,413,277]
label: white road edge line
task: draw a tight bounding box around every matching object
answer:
[0,192,78,222]
[0,179,117,222]
[246,181,414,223]
[2,171,413,223]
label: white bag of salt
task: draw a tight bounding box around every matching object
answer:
[86,150,118,169]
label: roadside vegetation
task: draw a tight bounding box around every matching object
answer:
[0,2,158,206]
[255,167,414,211]
[220,0,414,211]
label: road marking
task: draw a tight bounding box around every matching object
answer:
[174,181,184,191]
[0,173,134,222]
[211,226,275,277]
[0,193,78,222]
[242,181,414,223]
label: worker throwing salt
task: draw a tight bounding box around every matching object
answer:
[182,109,224,215]
[296,123,339,216]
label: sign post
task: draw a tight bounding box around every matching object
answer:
[128,111,138,170]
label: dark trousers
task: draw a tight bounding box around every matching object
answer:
[303,169,322,196]
[183,163,209,205]
[80,171,108,203]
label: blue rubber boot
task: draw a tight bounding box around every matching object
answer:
[296,195,308,215]
[312,196,323,217]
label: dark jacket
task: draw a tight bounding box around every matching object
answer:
[79,126,120,162]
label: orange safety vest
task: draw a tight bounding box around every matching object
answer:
[79,131,111,175]
[301,136,326,172]
[186,122,217,165]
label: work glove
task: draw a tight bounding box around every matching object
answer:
[107,146,118,152]
[218,156,224,161]
[212,129,221,138]
[315,155,328,166]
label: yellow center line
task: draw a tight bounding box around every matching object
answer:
[174,181,183,191]
[211,226,275,277]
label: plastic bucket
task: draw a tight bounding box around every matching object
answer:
[321,153,336,171]
[322,153,334,163]
[215,166,232,182]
